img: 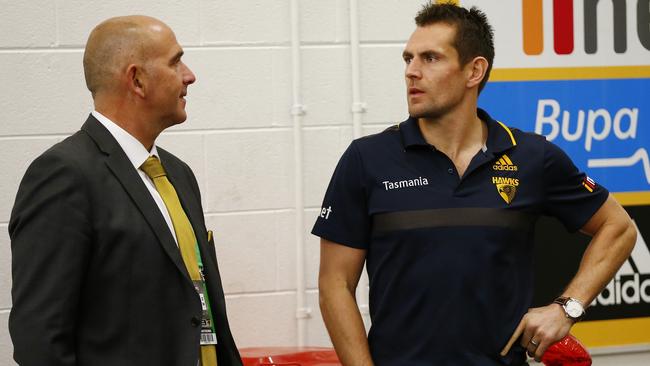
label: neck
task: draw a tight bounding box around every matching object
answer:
[417,107,486,160]
[94,96,159,151]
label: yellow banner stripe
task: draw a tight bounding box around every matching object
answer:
[613,191,650,206]
[572,317,650,347]
[436,0,459,4]
[490,65,650,81]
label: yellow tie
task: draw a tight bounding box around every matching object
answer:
[140,156,217,366]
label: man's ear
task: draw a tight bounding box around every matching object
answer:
[466,56,488,89]
[127,64,146,98]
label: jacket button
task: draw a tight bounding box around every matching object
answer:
[191,316,201,327]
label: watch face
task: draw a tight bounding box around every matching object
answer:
[566,300,584,318]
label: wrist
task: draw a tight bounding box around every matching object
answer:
[553,296,586,322]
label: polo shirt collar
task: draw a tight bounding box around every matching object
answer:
[480,108,517,154]
[399,116,429,148]
[399,108,517,154]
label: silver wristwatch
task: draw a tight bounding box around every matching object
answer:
[554,296,585,321]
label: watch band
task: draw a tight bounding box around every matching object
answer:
[553,296,570,306]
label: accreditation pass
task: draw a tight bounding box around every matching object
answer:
[194,280,218,345]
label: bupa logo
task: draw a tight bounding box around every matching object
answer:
[593,221,650,307]
[522,0,650,55]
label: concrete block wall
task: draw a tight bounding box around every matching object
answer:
[0,1,647,365]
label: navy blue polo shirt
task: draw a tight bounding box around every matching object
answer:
[312,109,608,366]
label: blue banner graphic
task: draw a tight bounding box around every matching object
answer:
[479,78,650,193]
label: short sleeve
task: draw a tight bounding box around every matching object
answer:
[311,141,370,249]
[542,140,609,232]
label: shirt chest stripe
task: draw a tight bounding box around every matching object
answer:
[372,208,535,236]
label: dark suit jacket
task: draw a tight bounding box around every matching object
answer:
[9,115,243,366]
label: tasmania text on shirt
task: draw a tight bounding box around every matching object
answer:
[382,177,429,191]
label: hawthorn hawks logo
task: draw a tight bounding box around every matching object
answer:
[492,154,519,204]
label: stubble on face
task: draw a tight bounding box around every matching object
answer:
[404,23,466,121]
[408,96,456,120]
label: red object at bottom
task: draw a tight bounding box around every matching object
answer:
[240,347,341,366]
[240,337,591,366]
[542,334,592,366]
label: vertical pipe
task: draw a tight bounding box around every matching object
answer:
[290,0,309,347]
[350,0,364,139]
[349,0,370,325]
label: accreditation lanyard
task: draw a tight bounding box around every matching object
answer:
[193,240,218,345]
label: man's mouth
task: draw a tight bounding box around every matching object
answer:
[409,87,424,96]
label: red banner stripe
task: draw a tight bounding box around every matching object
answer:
[553,0,574,54]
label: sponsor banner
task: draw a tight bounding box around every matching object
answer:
[462,0,650,68]
[481,68,650,346]
[460,0,650,348]
[533,205,650,346]
[479,72,650,194]
[589,209,650,319]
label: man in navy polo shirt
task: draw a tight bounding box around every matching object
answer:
[313,3,636,366]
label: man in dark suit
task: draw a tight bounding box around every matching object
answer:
[8,15,242,366]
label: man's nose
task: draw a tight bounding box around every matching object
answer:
[405,60,421,79]
[182,62,196,85]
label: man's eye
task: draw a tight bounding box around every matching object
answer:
[404,58,412,64]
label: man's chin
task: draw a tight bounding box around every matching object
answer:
[176,111,188,124]
[408,106,447,120]
[165,114,188,128]
[408,108,432,119]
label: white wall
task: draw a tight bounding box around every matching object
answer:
[0,1,647,365]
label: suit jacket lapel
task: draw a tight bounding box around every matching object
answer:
[81,115,192,284]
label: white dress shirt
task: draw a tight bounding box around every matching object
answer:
[92,110,178,245]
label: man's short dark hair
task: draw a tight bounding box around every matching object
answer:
[415,2,495,93]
